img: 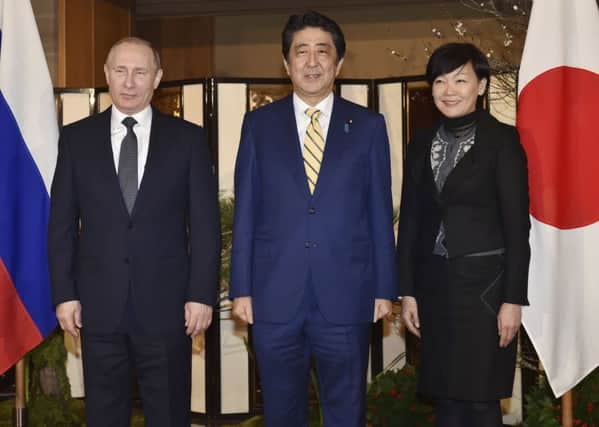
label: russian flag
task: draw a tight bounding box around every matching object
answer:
[518,0,599,396]
[0,0,58,374]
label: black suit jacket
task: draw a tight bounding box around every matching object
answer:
[397,111,530,305]
[48,107,220,334]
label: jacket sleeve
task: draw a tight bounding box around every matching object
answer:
[187,126,221,306]
[229,113,259,299]
[396,133,424,298]
[368,114,398,300]
[496,126,531,305]
[48,127,80,306]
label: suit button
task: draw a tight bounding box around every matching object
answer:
[124,257,130,264]
[305,241,311,248]
[308,208,316,215]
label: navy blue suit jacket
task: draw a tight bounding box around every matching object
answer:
[230,95,397,325]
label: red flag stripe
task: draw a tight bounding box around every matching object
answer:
[0,258,42,374]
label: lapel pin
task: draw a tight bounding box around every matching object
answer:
[344,119,353,133]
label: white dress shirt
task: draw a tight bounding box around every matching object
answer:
[110,105,152,189]
[293,92,334,153]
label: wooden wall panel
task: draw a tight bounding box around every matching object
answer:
[58,0,132,88]
[32,0,59,85]
[212,9,525,79]
[93,0,134,87]
[58,0,93,87]
[137,16,214,81]
[134,0,461,18]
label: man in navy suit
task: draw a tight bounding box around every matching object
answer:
[48,37,220,426]
[230,11,397,427]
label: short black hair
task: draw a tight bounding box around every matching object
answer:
[282,11,346,63]
[425,42,490,85]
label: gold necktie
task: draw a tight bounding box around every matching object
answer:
[303,108,325,194]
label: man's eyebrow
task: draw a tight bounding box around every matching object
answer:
[112,65,149,71]
[293,42,332,51]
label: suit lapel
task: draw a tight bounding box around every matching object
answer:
[440,112,490,197]
[278,96,311,198]
[422,136,440,202]
[95,109,131,217]
[131,107,164,218]
[411,126,440,202]
[441,143,477,196]
[311,96,346,202]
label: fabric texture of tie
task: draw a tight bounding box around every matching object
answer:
[303,108,325,194]
[118,116,138,214]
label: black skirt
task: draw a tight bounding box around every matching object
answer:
[414,254,517,401]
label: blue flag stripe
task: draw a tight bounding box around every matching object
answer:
[0,88,56,337]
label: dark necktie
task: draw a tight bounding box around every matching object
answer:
[118,116,138,214]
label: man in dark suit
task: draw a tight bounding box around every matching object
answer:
[230,11,397,427]
[48,37,220,427]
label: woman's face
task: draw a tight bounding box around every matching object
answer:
[431,61,487,118]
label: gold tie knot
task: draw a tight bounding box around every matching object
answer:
[306,108,321,121]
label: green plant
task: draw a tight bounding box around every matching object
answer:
[0,399,12,427]
[524,368,599,427]
[522,374,560,427]
[219,196,234,299]
[366,364,435,427]
[571,372,599,427]
[28,329,83,426]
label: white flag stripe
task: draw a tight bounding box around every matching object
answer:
[0,0,58,192]
[518,0,599,95]
[523,219,599,396]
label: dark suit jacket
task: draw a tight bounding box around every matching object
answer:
[230,95,397,325]
[397,111,530,305]
[48,107,220,335]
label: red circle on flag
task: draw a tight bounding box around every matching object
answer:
[517,66,599,229]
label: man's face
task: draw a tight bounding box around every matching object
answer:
[284,27,344,106]
[104,42,163,115]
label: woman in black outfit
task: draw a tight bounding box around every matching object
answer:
[397,43,530,427]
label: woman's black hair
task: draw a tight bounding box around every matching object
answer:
[425,42,490,85]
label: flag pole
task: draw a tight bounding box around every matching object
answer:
[562,390,573,427]
[12,359,27,427]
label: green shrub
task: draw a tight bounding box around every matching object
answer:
[524,368,599,427]
[366,365,435,427]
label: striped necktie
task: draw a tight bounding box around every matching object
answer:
[303,108,324,194]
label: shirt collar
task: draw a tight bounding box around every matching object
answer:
[110,105,152,133]
[293,92,334,120]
